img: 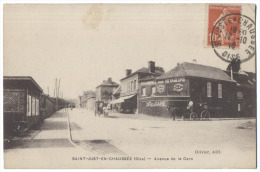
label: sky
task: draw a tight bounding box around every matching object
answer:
[3,3,256,99]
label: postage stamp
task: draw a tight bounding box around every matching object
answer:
[207,4,241,47]
[207,4,256,63]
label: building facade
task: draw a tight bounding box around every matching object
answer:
[80,91,96,110]
[111,61,164,113]
[139,62,256,118]
[96,78,119,104]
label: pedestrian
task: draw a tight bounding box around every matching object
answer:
[103,106,107,117]
[167,104,176,121]
[187,99,194,112]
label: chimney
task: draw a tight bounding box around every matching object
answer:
[126,69,132,76]
[148,61,155,73]
[108,77,112,83]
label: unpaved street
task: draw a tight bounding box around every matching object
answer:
[69,108,256,168]
[4,108,256,169]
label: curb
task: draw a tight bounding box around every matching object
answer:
[66,110,82,149]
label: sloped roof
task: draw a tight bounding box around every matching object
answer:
[121,67,163,81]
[224,70,256,88]
[96,80,119,88]
[157,62,235,82]
[139,74,161,82]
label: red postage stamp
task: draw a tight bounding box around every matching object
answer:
[207,4,241,48]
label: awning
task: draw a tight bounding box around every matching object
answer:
[110,94,136,104]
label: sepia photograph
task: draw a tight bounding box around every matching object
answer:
[1,1,258,170]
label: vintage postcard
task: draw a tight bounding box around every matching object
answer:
[2,2,257,169]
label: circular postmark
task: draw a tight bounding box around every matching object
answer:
[211,13,256,63]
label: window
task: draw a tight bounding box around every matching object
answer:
[238,104,241,111]
[32,97,35,116]
[27,95,31,116]
[237,91,243,99]
[131,81,133,91]
[218,84,222,98]
[207,82,212,97]
[152,87,156,95]
[36,99,39,116]
[134,80,136,90]
[142,87,146,96]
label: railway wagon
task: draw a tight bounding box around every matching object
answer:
[3,76,43,137]
[40,93,55,120]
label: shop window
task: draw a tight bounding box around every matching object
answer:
[237,91,243,99]
[152,86,156,95]
[207,82,212,97]
[218,84,222,98]
[142,87,146,96]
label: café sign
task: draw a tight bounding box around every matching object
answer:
[146,101,167,107]
[157,77,185,84]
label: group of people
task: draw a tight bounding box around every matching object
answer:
[64,104,74,112]
[167,100,194,121]
[95,102,111,117]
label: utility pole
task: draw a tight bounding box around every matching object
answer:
[54,79,56,97]
[58,79,60,109]
[56,78,58,111]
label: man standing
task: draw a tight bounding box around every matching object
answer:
[167,104,176,121]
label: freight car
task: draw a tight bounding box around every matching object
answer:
[40,93,55,120]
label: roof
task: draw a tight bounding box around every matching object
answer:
[224,70,256,88]
[139,74,161,82]
[157,62,235,82]
[96,80,119,88]
[121,67,163,81]
[41,93,54,102]
[4,76,43,92]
